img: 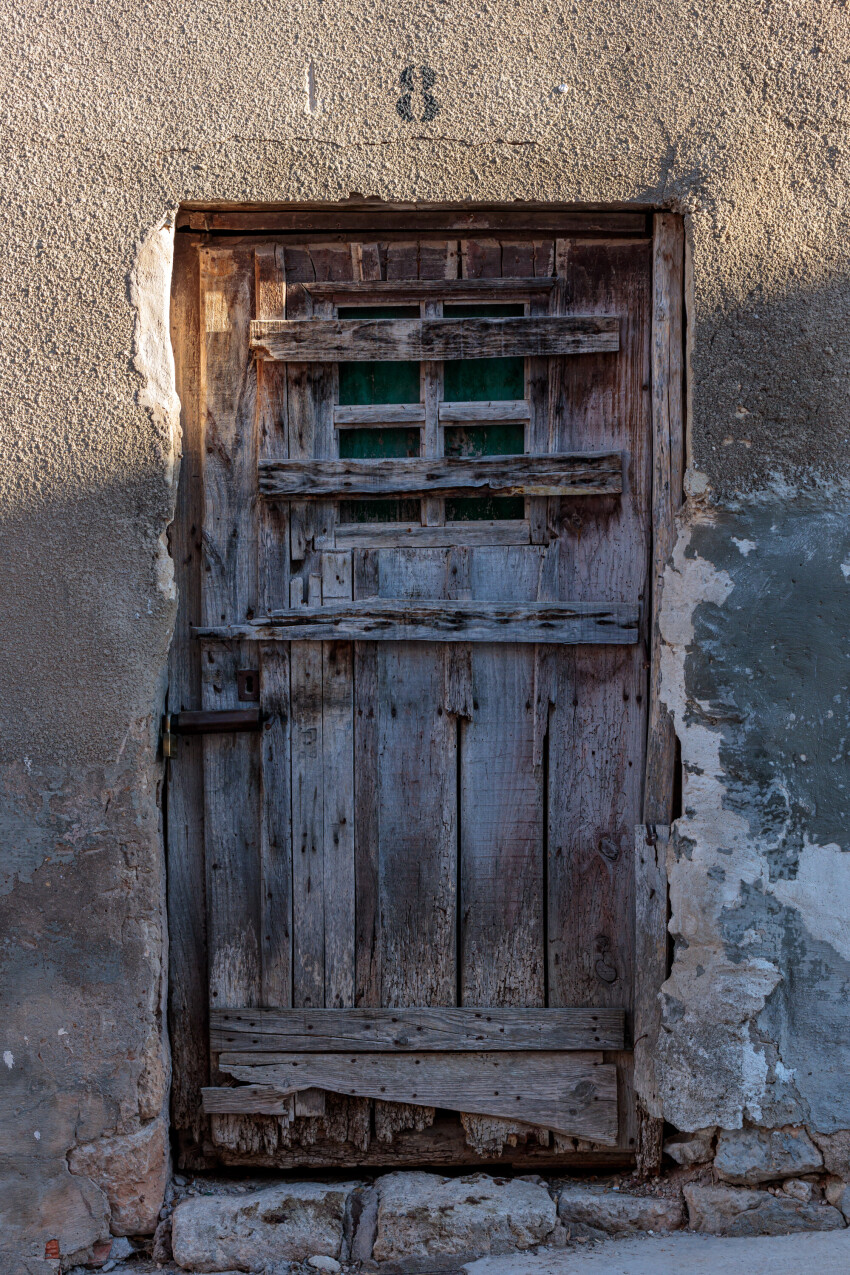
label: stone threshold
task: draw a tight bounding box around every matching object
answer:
[66,1138,849,1275]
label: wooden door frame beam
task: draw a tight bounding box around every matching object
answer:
[635,211,686,1175]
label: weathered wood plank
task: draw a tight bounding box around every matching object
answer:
[250,316,619,362]
[352,569,383,1007]
[255,244,290,615]
[546,237,653,1160]
[211,1007,624,1052]
[633,824,670,1172]
[290,637,324,1009]
[198,600,639,644]
[321,633,355,1008]
[178,207,647,235]
[334,403,426,427]
[335,521,530,549]
[371,537,458,1141]
[167,234,209,1153]
[421,294,445,528]
[306,277,555,300]
[438,400,530,423]
[459,637,545,1013]
[199,247,262,1022]
[217,1053,617,1143]
[644,215,685,825]
[203,1110,633,1171]
[259,453,623,500]
[199,246,265,1157]
[203,1086,296,1116]
[259,645,292,1007]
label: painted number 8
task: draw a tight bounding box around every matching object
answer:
[397,65,439,123]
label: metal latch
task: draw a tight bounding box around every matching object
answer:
[162,709,262,758]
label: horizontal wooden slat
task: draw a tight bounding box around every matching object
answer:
[438,399,530,423]
[195,600,640,645]
[177,206,648,235]
[216,1052,618,1142]
[202,1086,295,1116]
[250,316,619,363]
[334,403,426,427]
[211,1007,625,1052]
[259,453,623,500]
[333,521,531,550]
[306,278,555,301]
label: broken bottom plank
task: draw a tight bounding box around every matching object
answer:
[210,1050,617,1144]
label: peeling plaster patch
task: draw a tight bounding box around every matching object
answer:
[130,214,181,604]
[645,498,850,1135]
[732,537,756,555]
[3,1051,13,1069]
[841,560,850,580]
[769,841,850,963]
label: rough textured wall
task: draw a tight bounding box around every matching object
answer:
[1,0,849,1268]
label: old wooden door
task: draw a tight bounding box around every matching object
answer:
[168,208,683,1170]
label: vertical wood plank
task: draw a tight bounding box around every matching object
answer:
[371,233,457,1144]
[259,643,292,1008]
[353,550,381,1009]
[199,245,262,1019]
[455,242,547,1156]
[527,239,555,542]
[322,553,355,1010]
[290,634,325,1008]
[634,824,670,1175]
[638,212,684,1172]
[352,245,384,1014]
[255,244,290,615]
[421,297,445,528]
[644,215,685,824]
[547,237,652,1159]
[255,245,293,1012]
[167,234,209,1156]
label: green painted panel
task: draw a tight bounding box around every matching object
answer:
[338,428,421,459]
[442,303,525,405]
[444,423,525,521]
[337,306,420,406]
[336,306,423,520]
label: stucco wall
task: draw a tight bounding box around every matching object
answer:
[2,1,849,1268]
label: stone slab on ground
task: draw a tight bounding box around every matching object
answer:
[371,1171,558,1261]
[684,1183,845,1236]
[462,1229,850,1274]
[713,1126,823,1184]
[170,1179,360,1272]
[557,1184,684,1237]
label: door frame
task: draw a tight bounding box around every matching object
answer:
[165,205,685,1172]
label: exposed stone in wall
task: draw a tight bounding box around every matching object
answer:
[714,1126,822,1185]
[68,1118,170,1235]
